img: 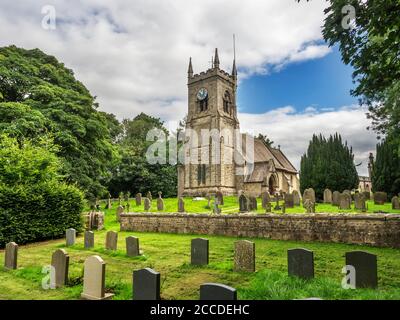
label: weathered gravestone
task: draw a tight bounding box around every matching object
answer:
[84,211,104,231]
[116,205,124,222]
[105,231,118,250]
[339,193,352,210]
[146,191,153,201]
[303,188,316,203]
[234,240,255,272]
[332,191,340,206]
[4,242,18,270]
[144,197,151,211]
[363,191,371,200]
[374,192,387,205]
[81,255,114,300]
[303,199,315,213]
[249,196,258,211]
[292,190,301,206]
[288,248,314,279]
[216,191,224,205]
[135,193,142,206]
[84,231,94,249]
[133,268,160,300]
[239,194,249,212]
[200,283,237,300]
[323,189,332,204]
[345,251,377,289]
[66,228,76,247]
[157,192,164,211]
[191,238,209,266]
[51,249,69,288]
[178,197,185,213]
[261,192,271,209]
[354,193,366,211]
[392,196,400,210]
[126,236,140,257]
[284,193,294,208]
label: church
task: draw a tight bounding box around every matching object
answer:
[177,49,300,197]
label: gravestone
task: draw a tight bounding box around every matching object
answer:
[339,193,351,210]
[374,192,387,205]
[81,255,114,300]
[343,190,351,196]
[116,205,124,222]
[200,283,237,300]
[135,193,142,206]
[205,194,211,209]
[303,188,316,203]
[392,196,400,210]
[303,199,315,213]
[51,249,69,288]
[133,268,160,300]
[234,240,255,272]
[332,191,341,206]
[323,189,332,204]
[354,193,366,211]
[261,192,271,209]
[248,196,257,211]
[216,191,224,206]
[274,193,282,211]
[178,197,185,213]
[363,191,371,200]
[66,228,76,247]
[213,197,221,214]
[144,197,151,211]
[239,194,249,212]
[146,191,152,201]
[4,242,18,270]
[292,190,301,206]
[84,211,104,231]
[345,251,378,289]
[288,248,314,279]
[191,238,209,266]
[105,231,118,250]
[284,193,294,208]
[157,192,164,211]
[84,231,95,249]
[126,236,140,257]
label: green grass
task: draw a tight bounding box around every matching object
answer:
[1,205,400,300]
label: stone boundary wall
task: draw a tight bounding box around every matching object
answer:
[119,213,400,248]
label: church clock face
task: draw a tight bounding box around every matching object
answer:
[197,88,208,101]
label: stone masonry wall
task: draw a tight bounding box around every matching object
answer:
[120,213,400,248]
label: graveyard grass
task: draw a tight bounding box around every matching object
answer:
[1,200,400,300]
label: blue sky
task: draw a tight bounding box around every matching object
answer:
[238,47,357,113]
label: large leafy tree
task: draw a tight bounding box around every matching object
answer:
[0,46,116,197]
[300,133,359,200]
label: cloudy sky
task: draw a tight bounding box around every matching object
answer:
[0,0,377,175]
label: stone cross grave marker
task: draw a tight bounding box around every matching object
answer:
[105,231,118,250]
[81,255,114,300]
[126,236,140,257]
[345,251,377,289]
[200,283,237,300]
[66,228,76,247]
[191,238,209,266]
[4,242,18,270]
[135,193,142,206]
[133,268,160,300]
[288,248,314,279]
[51,249,69,288]
[234,240,255,272]
[323,189,332,204]
[84,231,94,249]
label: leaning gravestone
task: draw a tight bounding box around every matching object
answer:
[146,191,153,201]
[216,191,224,206]
[66,228,76,247]
[284,193,294,208]
[51,249,69,288]
[332,191,341,206]
[84,231,94,249]
[133,268,160,300]
[126,236,140,257]
[200,283,237,300]
[191,238,209,266]
[116,205,124,222]
[239,194,249,212]
[303,188,316,203]
[354,193,366,211]
[345,251,377,289]
[105,231,118,251]
[292,190,301,206]
[392,196,400,210]
[234,240,255,272]
[339,193,352,210]
[135,193,142,206]
[144,197,151,211]
[178,197,185,213]
[261,192,271,209]
[374,192,387,205]
[4,242,18,270]
[323,189,332,204]
[81,255,114,300]
[157,192,164,211]
[288,248,314,279]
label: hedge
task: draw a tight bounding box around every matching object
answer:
[0,182,84,247]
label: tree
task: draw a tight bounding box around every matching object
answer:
[300,133,359,200]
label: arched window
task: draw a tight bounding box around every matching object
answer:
[223,91,231,114]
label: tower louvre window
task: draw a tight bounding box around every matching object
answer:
[223,91,231,114]
[199,98,208,112]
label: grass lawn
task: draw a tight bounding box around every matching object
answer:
[1,204,400,300]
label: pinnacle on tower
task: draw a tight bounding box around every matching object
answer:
[213,48,220,69]
[188,57,193,78]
